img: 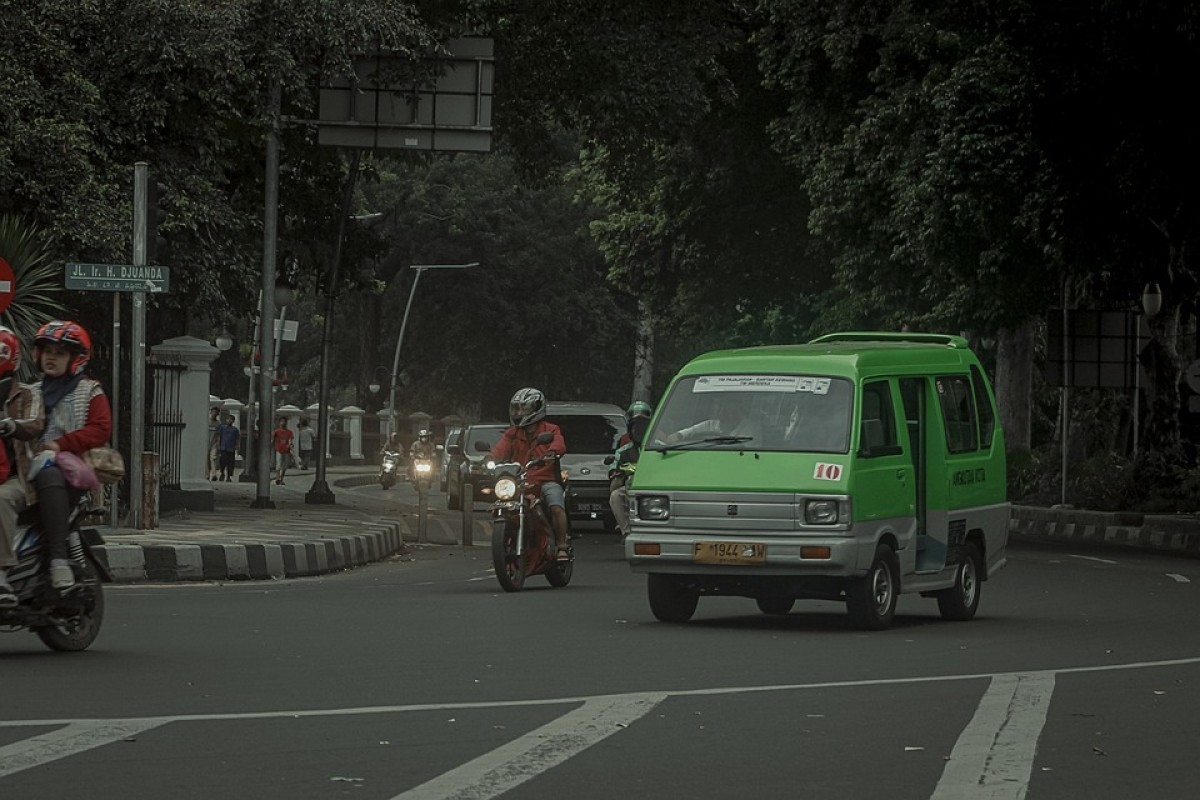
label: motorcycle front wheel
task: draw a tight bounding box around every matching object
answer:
[491,519,525,592]
[35,558,105,652]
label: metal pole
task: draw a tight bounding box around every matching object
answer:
[306,149,362,505]
[239,292,262,482]
[110,294,120,528]
[1133,315,1140,457]
[1061,281,1069,507]
[387,267,425,435]
[130,162,148,529]
[253,80,281,508]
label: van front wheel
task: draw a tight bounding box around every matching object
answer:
[846,544,899,630]
[937,542,982,621]
[647,574,698,623]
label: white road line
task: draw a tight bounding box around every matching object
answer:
[0,719,166,778]
[1068,554,1118,565]
[1166,573,1190,583]
[931,672,1055,800]
[391,693,666,800]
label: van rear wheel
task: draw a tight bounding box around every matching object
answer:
[846,544,899,630]
[937,542,982,621]
[647,574,697,623]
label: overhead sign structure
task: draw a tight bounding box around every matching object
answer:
[0,257,14,314]
[65,262,171,294]
[318,37,494,153]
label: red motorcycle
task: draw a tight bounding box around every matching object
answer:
[488,435,573,592]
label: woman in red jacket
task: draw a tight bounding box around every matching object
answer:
[31,321,112,590]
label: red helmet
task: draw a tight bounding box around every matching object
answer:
[34,320,92,377]
[0,326,20,376]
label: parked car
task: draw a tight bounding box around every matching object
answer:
[440,426,462,492]
[446,422,509,510]
[545,402,627,532]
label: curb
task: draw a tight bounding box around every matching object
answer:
[1010,505,1200,558]
[92,521,405,583]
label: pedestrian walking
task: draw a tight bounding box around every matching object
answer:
[272,417,294,485]
[216,414,239,482]
[207,406,220,481]
[297,418,315,470]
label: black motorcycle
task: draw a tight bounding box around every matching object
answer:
[0,497,111,652]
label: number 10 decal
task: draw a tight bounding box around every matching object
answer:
[814,463,843,481]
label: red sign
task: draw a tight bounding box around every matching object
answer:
[0,257,14,315]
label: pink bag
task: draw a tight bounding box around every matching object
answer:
[55,451,101,490]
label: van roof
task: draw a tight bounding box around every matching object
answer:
[679,332,980,379]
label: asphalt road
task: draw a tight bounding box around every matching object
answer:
[2,484,1199,799]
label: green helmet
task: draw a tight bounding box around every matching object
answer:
[627,400,653,419]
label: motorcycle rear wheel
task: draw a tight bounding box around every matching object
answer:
[35,559,105,652]
[491,519,525,592]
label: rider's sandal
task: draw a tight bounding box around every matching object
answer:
[556,547,571,562]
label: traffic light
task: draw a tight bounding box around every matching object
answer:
[146,180,169,265]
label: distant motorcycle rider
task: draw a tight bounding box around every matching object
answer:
[609,401,653,538]
[488,388,570,561]
[408,428,437,482]
[0,327,45,606]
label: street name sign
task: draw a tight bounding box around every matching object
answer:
[65,263,171,293]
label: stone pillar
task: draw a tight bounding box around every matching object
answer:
[277,404,302,429]
[340,406,366,461]
[149,336,221,510]
[378,408,396,439]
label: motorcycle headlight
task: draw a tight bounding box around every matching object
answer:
[637,495,670,521]
[415,462,432,474]
[494,477,517,501]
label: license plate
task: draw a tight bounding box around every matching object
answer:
[693,541,767,565]
[574,503,605,512]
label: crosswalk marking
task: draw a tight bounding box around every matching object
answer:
[931,672,1055,799]
[392,693,666,800]
[0,719,166,778]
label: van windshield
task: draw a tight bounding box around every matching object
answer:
[645,374,853,453]
[546,414,625,455]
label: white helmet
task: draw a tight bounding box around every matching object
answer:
[509,387,546,427]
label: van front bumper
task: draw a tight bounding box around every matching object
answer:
[624,529,870,579]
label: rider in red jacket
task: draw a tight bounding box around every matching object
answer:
[488,387,570,561]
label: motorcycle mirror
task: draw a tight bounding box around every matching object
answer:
[536,431,554,445]
[474,440,491,452]
[603,455,615,465]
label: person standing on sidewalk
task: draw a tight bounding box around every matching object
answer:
[215,414,239,482]
[297,418,315,470]
[272,417,294,485]
[207,406,220,481]
[0,327,44,606]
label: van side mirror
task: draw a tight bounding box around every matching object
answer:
[447,444,462,456]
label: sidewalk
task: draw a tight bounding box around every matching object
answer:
[90,466,473,583]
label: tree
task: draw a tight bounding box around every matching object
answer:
[0,215,70,376]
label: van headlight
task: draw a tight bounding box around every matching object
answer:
[805,499,840,525]
[494,477,517,502]
[637,495,670,521]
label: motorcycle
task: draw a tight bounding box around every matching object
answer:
[488,432,574,592]
[0,497,111,652]
[379,448,401,490]
[409,455,435,494]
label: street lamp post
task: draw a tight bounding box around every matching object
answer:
[1133,282,1163,457]
[386,263,478,435]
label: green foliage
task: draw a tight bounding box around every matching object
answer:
[0,215,69,375]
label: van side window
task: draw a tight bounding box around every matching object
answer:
[936,376,978,453]
[969,365,996,450]
[859,381,900,457]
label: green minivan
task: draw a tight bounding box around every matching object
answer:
[625,332,1009,629]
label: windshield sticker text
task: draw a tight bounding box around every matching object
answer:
[693,375,831,394]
